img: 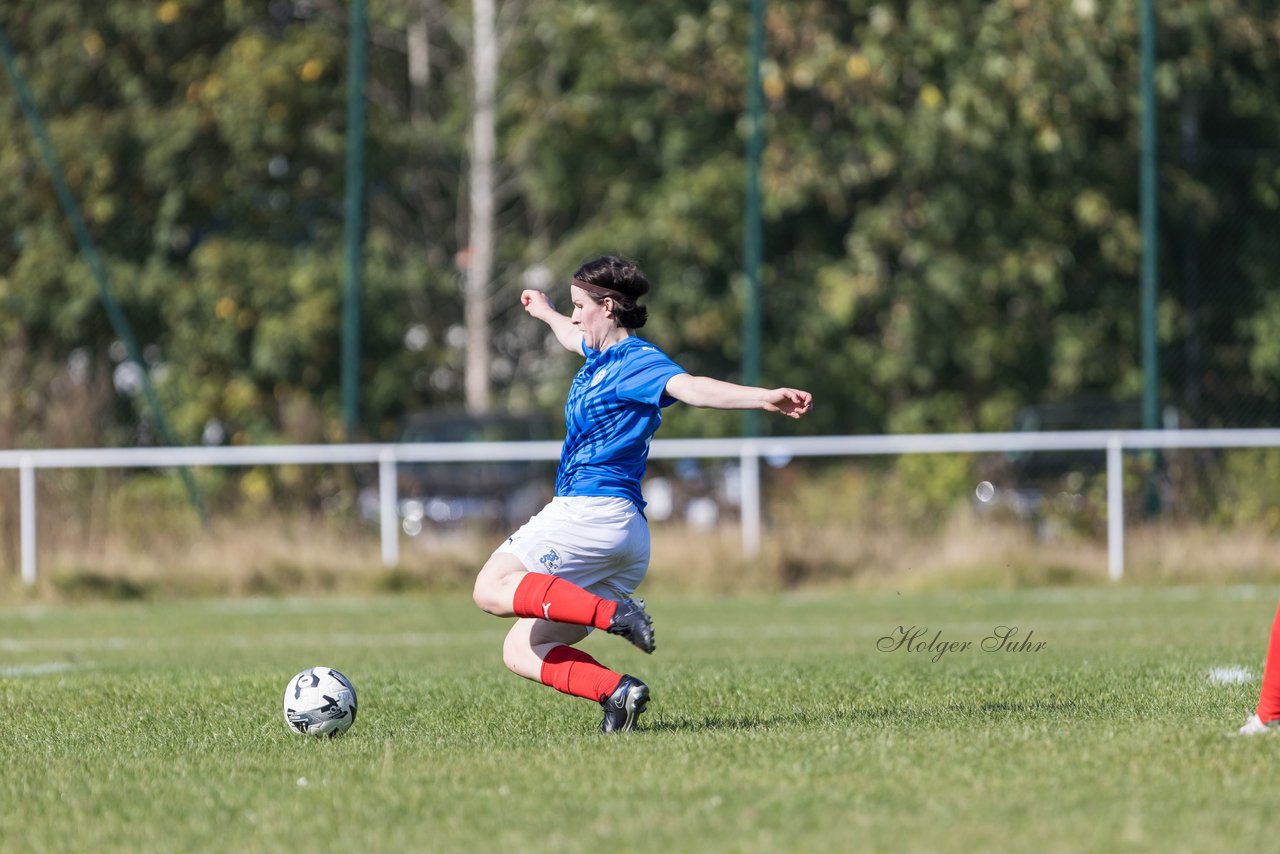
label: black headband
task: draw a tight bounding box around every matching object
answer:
[572,278,634,309]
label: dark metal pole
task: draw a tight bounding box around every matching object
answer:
[1181,96,1201,423]
[1140,0,1158,432]
[1140,0,1161,515]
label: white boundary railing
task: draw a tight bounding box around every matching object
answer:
[5,428,1280,585]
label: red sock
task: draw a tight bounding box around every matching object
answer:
[1257,602,1280,722]
[512,573,617,629]
[540,645,622,702]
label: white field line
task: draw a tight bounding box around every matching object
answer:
[0,631,495,653]
[883,585,1272,607]
[0,661,88,677]
[0,622,1054,652]
[0,609,1255,655]
[0,637,138,652]
[1207,666,1255,685]
[2,584,1271,624]
[0,584,1269,656]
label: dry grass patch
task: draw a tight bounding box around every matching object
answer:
[9,506,1280,602]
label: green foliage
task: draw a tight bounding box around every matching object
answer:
[885,452,977,523]
[771,454,976,532]
[1214,448,1280,530]
[105,469,222,538]
[2,0,1280,447]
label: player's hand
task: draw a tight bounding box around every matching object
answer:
[520,289,556,319]
[763,388,813,419]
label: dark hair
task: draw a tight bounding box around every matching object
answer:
[573,255,650,329]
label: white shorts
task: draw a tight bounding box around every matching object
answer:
[493,496,650,602]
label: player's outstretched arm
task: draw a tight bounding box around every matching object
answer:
[521,289,583,354]
[664,374,813,419]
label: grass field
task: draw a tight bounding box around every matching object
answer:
[3,585,1280,852]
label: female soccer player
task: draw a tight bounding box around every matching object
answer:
[1240,602,1280,734]
[471,255,812,733]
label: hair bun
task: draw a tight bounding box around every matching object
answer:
[619,304,648,329]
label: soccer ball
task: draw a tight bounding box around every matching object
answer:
[283,666,358,737]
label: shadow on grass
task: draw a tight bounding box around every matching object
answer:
[53,570,155,601]
[646,699,1100,733]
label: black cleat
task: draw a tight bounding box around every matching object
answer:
[606,598,655,654]
[600,675,649,733]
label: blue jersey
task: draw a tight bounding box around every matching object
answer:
[555,336,686,510]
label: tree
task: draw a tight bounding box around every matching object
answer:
[464,0,497,413]
[2,0,1279,451]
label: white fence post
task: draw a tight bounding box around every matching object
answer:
[741,444,761,558]
[378,449,399,568]
[7,430,1280,578]
[1107,434,1124,581]
[20,456,36,585]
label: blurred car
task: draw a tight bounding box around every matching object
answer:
[642,458,742,529]
[391,411,556,535]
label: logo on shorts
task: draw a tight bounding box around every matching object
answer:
[539,549,562,571]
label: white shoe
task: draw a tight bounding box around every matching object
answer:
[1238,713,1277,735]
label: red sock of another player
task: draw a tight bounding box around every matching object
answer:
[512,573,618,629]
[1257,602,1280,722]
[540,645,623,702]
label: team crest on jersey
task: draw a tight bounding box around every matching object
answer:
[539,549,562,571]
[590,366,610,387]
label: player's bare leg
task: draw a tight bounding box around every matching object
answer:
[473,553,655,653]
[502,618,589,681]
[502,617,649,733]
